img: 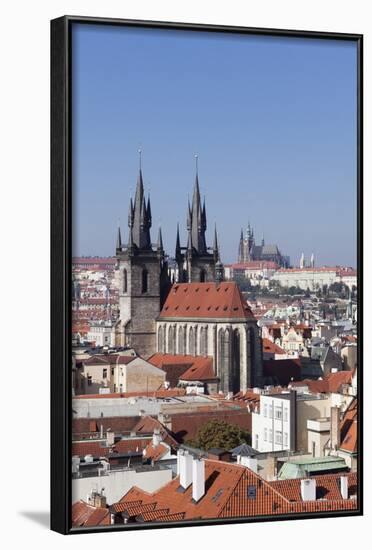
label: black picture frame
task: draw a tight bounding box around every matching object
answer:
[51,15,363,535]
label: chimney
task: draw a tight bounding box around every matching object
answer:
[152,428,162,448]
[179,451,193,489]
[91,489,107,508]
[300,478,316,501]
[239,456,258,473]
[330,406,341,450]
[340,476,348,499]
[106,430,115,447]
[192,458,205,502]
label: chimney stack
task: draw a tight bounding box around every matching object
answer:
[91,489,107,508]
[300,478,316,501]
[192,458,205,502]
[239,455,258,473]
[106,430,115,447]
[152,428,162,448]
[179,451,193,489]
[330,406,341,450]
[340,476,348,499]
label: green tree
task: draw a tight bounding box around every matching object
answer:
[187,419,251,451]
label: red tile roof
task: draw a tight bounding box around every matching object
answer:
[72,416,140,436]
[71,501,110,527]
[159,282,255,320]
[71,437,150,458]
[289,371,353,394]
[262,338,286,355]
[112,459,357,524]
[148,353,216,382]
[143,442,169,461]
[270,472,357,502]
[340,398,357,453]
[132,416,179,448]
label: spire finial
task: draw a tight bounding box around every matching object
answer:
[195,153,198,176]
[138,148,142,171]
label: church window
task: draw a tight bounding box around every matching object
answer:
[189,327,195,356]
[141,269,148,293]
[200,269,206,282]
[158,326,164,353]
[178,326,184,354]
[123,269,128,293]
[168,325,176,354]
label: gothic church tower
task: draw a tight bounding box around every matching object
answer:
[175,160,222,283]
[115,158,170,358]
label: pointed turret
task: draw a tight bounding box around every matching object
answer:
[189,160,207,254]
[116,225,122,251]
[157,226,164,256]
[131,158,152,249]
[213,224,219,261]
[175,223,181,256]
[128,198,134,228]
[146,195,152,225]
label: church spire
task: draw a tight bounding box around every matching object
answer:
[175,223,181,256]
[189,155,207,254]
[213,223,219,261]
[157,226,164,255]
[131,151,152,249]
[116,224,122,251]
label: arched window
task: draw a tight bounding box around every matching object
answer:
[123,269,128,293]
[178,326,184,354]
[189,327,194,356]
[158,325,164,353]
[200,269,206,282]
[141,269,148,293]
[218,328,231,392]
[232,329,241,393]
[168,325,175,354]
[200,326,208,356]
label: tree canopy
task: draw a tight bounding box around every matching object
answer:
[186,419,251,451]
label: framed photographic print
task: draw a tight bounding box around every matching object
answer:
[51,15,363,534]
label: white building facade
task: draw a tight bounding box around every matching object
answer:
[252,392,296,453]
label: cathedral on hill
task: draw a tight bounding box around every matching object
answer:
[238,223,290,267]
[114,157,263,390]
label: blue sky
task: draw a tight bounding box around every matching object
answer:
[72,23,357,267]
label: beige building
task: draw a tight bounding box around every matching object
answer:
[341,344,358,371]
[75,353,165,395]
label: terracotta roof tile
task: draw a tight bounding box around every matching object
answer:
[149,354,216,382]
[159,282,255,320]
[262,338,286,355]
[143,442,169,461]
[113,459,357,524]
[71,501,110,527]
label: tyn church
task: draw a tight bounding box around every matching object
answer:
[115,160,263,391]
